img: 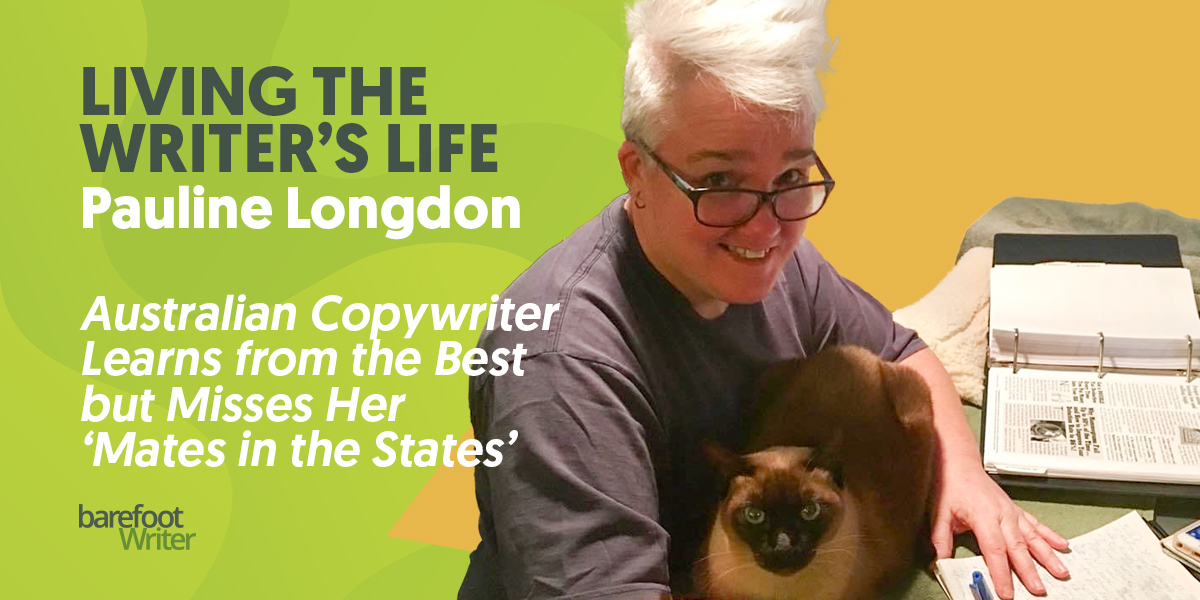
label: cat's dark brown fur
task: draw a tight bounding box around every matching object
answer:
[693,345,936,600]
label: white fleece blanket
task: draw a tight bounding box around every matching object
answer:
[893,247,992,405]
[893,197,1200,406]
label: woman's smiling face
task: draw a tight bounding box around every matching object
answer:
[621,78,819,318]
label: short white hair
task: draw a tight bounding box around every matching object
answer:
[622,0,832,144]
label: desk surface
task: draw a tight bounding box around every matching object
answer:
[892,404,1188,600]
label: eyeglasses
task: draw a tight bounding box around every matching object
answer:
[636,141,835,227]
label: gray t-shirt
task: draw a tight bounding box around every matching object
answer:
[459,196,925,600]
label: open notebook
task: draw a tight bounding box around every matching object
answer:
[982,234,1200,489]
[935,511,1200,600]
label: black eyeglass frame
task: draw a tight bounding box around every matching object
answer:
[634,140,836,227]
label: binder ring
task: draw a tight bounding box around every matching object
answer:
[1096,332,1105,378]
[1188,335,1195,383]
[1012,328,1020,374]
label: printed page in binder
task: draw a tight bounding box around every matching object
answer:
[989,263,1200,371]
[983,368,1200,484]
[935,511,1200,600]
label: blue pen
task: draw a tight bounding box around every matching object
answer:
[968,582,984,600]
[972,571,994,600]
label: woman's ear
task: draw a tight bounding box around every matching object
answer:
[617,140,644,191]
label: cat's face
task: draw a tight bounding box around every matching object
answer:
[708,445,846,575]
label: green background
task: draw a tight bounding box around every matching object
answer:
[2,0,629,597]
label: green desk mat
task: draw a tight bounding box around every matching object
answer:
[891,404,1184,600]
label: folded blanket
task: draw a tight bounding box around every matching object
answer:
[894,247,991,405]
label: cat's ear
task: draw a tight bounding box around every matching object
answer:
[809,440,846,488]
[881,361,934,430]
[702,441,753,481]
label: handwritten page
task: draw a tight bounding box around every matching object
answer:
[935,511,1200,600]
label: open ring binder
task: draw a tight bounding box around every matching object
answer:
[983,233,1200,495]
[988,232,1200,380]
[1011,328,1019,374]
[1188,335,1194,383]
[992,332,1199,380]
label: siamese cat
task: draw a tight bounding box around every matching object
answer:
[694,346,937,600]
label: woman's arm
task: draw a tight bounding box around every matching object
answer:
[900,348,1070,600]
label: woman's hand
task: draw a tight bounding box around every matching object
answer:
[930,457,1071,599]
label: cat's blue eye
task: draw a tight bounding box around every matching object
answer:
[800,501,820,521]
[742,506,766,525]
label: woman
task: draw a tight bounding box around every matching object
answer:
[460,1,1069,598]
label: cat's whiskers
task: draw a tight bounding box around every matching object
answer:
[809,550,860,577]
[813,546,867,572]
[823,531,881,548]
[816,541,866,560]
[711,561,759,585]
[828,530,877,541]
[812,545,852,562]
[814,547,854,560]
[692,548,742,566]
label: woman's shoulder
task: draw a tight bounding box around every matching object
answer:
[480,196,648,363]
